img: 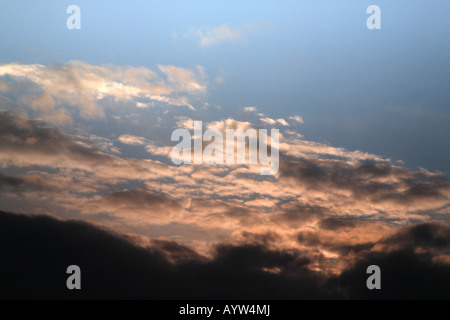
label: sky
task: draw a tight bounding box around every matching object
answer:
[0,1,450,299]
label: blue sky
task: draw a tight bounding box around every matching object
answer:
[1,0,449,173]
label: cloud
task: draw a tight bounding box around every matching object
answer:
[175,116,195,130]
[179,21,277,48]
[257,112,289,127]
[0,211,331,299]
[335,223,450,299]
[276,118,289,126]
[238,106,257,116]
[2,210,450,299]
[118,134,146,146]
[0,111,111,166]
[0,210,175,299]
[0,111,171,174]
[377,223,450,251]
[259,117,276,125]
[243,106,256,112]
[0,171,56,193]
[279,158,449,211]
[149,238,204,264]
[272,202,329,228]
[289,115,304,124]
[196,24,243,47]
[158,65,206,94]
[318,217,359,231]
[1,110,449,269]
[102,188,185,222]
[0,61,207,124]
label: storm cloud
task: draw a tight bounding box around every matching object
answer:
[2,211,450,299]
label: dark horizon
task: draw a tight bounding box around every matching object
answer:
[2,210,450,299]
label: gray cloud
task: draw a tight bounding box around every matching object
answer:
[0,111,112,165]
[0,171,56,193]
[2,211,450,299]
[279,157,449,207]
[105,188,184,215]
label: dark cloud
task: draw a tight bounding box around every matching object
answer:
[332,223,450,299]
[297,229,375,256]
[379,175,449,204]
[279,157,449,206]
[273,203,328,227]
[0,171,56,193]
[381,223,450,250]
[336,250,450,299]
[105,188,183,213]
[213,244,310,273]
[318,217,359,231]
[149,239,203,264]
[0,211,330,299]
[2,211,450,299]
[0,211,175,299]
[297,231,323,247]
[0,111,111,165]
[239,231,281,246]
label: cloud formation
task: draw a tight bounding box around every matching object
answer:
[0,61,207,124]
[1,211,450,299]
[0,59,449,297]
[195,24,243,47]
[1,109,449,270]
[118,134,146,146]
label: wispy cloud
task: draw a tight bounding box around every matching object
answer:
[260,116,289,126]
[195,24,243,47]
[118,134,146,146]
[289,115,304,124]
[177,21,277,48]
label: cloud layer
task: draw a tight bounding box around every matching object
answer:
[0,60,449,298]
[0,61,206,124]
[1,211,450,299]
[1,109,449,275]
